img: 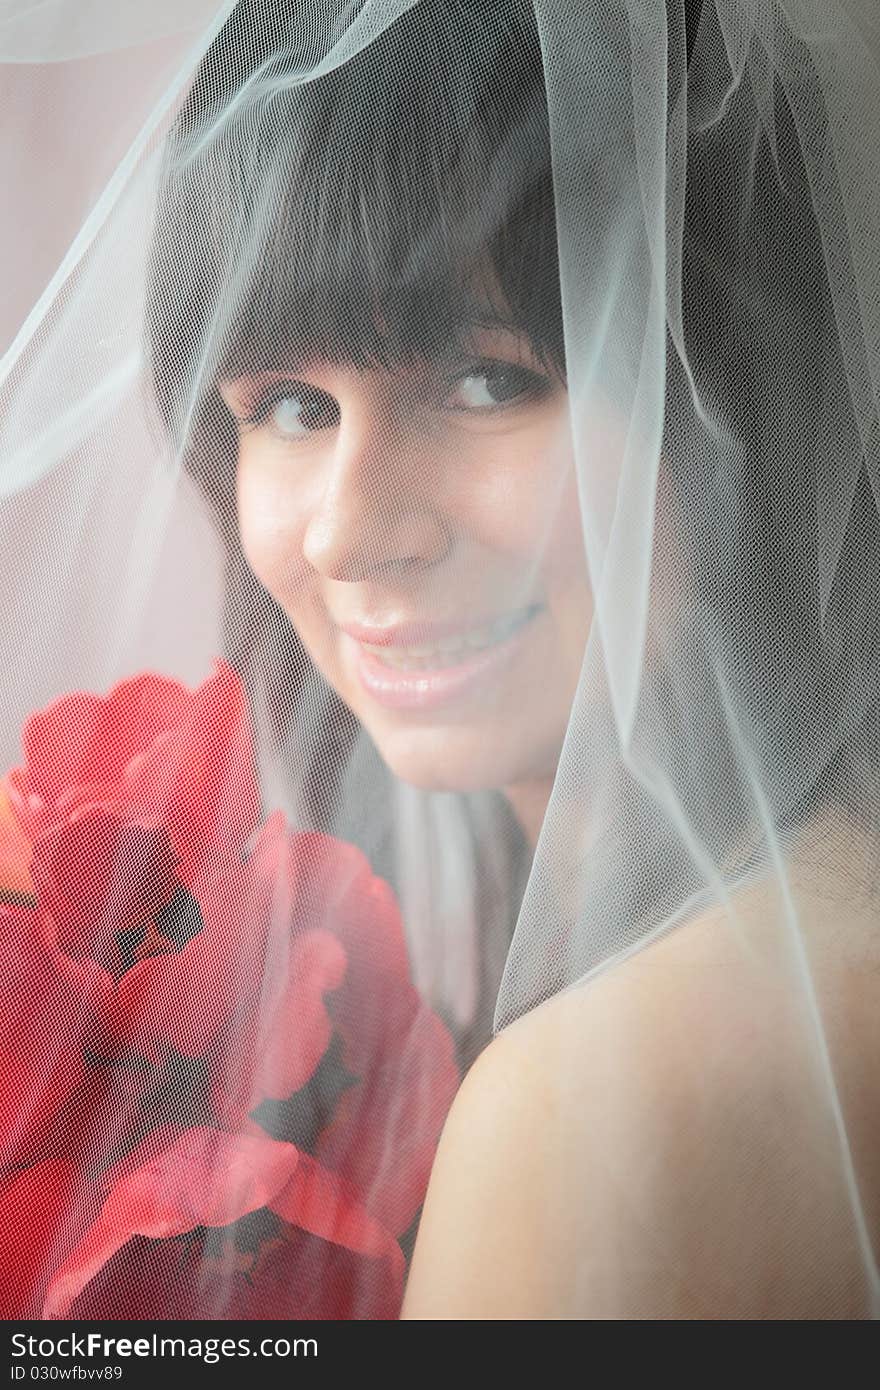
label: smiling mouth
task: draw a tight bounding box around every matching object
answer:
[356,605,541,671]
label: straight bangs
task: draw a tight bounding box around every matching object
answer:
[147,0,563,437]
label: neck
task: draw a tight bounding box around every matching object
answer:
[503,776,555,851]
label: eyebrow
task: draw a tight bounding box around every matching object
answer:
[217,316,552,395]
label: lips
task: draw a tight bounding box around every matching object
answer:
[340,605,543,711]
[341,603,539,650]
[353,608,537,671]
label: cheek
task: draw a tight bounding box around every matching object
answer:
[235,448,310,602]
[479,423,590,605]
[538,392,634,602]
[548,465,591,580]
[539,468,594,690]
[479,418,594,681]
[454,413,583,568]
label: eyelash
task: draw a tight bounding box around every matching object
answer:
[444,360,550,409]
[237,360,551,436]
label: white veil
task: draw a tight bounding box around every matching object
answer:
[1,0,878,1319]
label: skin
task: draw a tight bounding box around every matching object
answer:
[401,827,880,1318]
[218,323,595,846]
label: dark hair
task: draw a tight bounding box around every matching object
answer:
[149,0,561,419]
[146,0,879,1016]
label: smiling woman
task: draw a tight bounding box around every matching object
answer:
[135,0,880,1319]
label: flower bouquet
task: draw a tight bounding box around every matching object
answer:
[0,660,459,1319]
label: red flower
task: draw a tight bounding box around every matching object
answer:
[0,905,87,1167]
[4,659,261,873]
[30,812,181,976]
[0,1162,89,1318]
[212,823,461,1237]
[44,1128,405,1321]
[0,660,270,1070]
[1,829,269,1094]
[0,661,461,1320]
[1,665,389,1100]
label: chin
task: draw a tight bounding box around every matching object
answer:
[370,721,557,798]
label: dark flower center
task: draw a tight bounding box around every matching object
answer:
[32,812,205,978]
[251,1033,359,1154]
[115,886,205,975]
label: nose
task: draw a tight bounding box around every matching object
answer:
[301,406,451,582]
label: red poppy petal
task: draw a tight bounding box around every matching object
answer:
[285,832,411,984]
[0,778,34,901]
[68,1234,207,1320]
[270,1149,405,1275]
[0,1047,84,1164]
[124,660,261,863]
[0,1162,84,1317]
[19,675,189,812]
[11,661,260,863]
[259,930,348,1099]
[0,906,105,1115]
[43,1128,300,1318]
[109,851,273,1062]
[0,901,61,986]
[214,930,348,1125]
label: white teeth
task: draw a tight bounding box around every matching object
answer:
[360,608,536,670]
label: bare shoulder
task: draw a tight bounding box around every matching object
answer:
[402,872,879,1318]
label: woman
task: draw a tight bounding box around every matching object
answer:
[143,0,880,1317]
[4,0,879,1317]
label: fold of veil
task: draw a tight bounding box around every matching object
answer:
[1,0,878,1319]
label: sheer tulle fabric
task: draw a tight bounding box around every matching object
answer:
[1,0,878,1318]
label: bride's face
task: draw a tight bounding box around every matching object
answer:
[219,323,593,795]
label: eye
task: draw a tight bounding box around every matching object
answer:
[246,384,340,439]
[447,361,548,412]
